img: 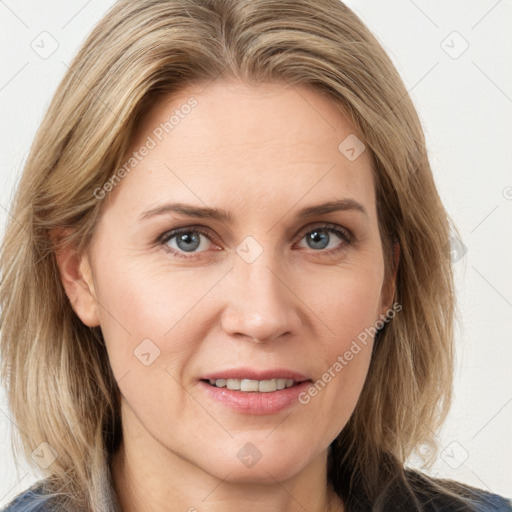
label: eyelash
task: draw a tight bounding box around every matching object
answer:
[158,223,353,259]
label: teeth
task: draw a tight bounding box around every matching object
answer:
[242,379,260,392]
[226,378,241,390]
[208,378,298,392]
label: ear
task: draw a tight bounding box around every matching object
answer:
[52,228,100,327]
[380,240,400,315]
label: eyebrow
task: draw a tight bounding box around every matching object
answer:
[138,198,368,223]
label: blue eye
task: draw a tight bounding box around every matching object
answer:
[160,227,214,258]
[159,223,352,259]
[298,226,351,251]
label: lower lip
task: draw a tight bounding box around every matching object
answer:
[198,380,312,415]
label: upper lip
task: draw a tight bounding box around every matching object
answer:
[201,367,311,383]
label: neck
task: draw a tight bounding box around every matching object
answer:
[111,405,344,512]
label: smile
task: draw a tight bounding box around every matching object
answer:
[205,378,300,392]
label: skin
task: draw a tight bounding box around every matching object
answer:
[56,79,398,512]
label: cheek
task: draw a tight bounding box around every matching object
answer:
[98,242,224,312]
[296,261,383,431]
[91,258,163,369]
[93,259,204,433]
[92,250,227,380]
[303,254,385,345]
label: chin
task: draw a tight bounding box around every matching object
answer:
[209,459,304,485]
[193,439,318,484]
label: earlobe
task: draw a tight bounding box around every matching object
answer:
[52,228,100,328]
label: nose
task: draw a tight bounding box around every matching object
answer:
[220,247,302,344]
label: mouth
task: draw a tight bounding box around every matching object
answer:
[200,377,311,393]
[198,368,314,414]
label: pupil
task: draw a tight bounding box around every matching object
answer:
[308,230,329,250]
[177,232,200,252]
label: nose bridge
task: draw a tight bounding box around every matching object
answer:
[220,238,300,342]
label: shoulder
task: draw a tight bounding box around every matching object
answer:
[405,470,512,511]
[0,481,56,512]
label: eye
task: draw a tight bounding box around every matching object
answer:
[296,223,352,254]
[158,223,352,259]
[159,227,216,258]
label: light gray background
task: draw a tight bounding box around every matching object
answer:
[1,0,511,506]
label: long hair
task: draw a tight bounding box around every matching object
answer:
[1,1,460,510]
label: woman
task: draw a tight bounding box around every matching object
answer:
[0,0,510,511]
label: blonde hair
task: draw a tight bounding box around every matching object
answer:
[1,0,460,510]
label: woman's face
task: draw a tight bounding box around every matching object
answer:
[80,80,395,483]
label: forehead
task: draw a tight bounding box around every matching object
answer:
[104,80,376,222]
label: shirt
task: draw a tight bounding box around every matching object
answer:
[2,475,512,511]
